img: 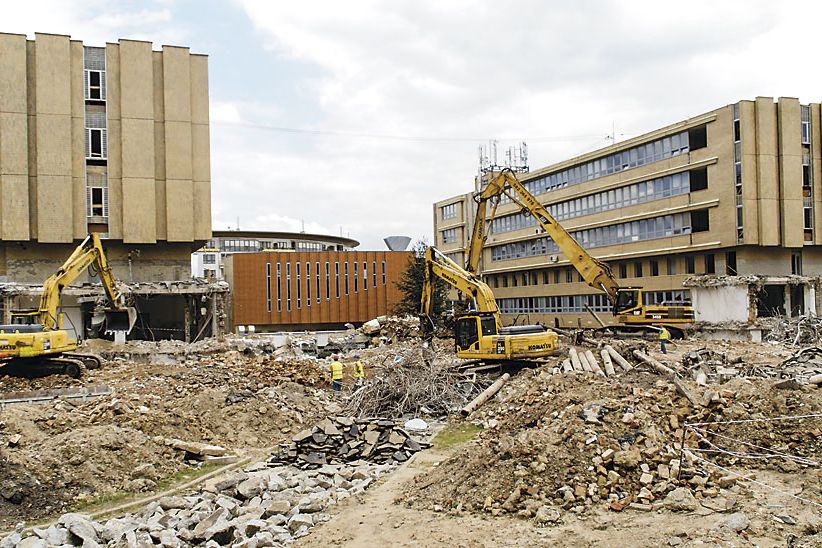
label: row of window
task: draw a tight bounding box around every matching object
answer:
[486,253,720,290]
[491,210,707,262]
[491,169,703,234]
[492,127,706,202]
[266,260,388,313]
[440,203,458,220]
[209,239,344,253]
[497,290,693,315]
[441,228,459,244]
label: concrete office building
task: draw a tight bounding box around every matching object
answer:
[0,32,223,341]
[192,231,359,280]
[0,32,210,283]
[433,97,822,328]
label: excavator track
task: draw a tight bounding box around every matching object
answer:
[62,352,105,370]
[0,356,87,379]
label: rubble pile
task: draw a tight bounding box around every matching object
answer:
[0,351,335,528]
[403,366,822,522]
[345,346,480,418]
[1,460,392,548]
[763,314,822,345]
[270,416,430,468]
[359,315,421,346]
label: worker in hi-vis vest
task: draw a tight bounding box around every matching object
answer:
[352,354,365,387]
[657,326,670,354]
[329,354,344,394]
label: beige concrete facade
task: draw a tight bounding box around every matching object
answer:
[0,32,211,282]
[433,97,822,328]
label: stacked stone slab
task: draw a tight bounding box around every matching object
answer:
[270,416,430,468]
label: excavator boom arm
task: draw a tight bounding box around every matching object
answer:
[38,234,125,329]
[471,169,622,304]
[420,246,500,321]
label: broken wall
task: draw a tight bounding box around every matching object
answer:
[691,285,750,323]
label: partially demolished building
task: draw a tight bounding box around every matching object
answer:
[434,97,822,328]
[0,32,225,340]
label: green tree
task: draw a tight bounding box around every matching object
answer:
[394,240,448,323]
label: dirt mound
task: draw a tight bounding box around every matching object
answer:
[402,366,822,520]
[0,351,334,528]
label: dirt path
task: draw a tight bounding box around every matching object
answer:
[295,444,789,548]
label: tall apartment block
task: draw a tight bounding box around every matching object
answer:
[433,97,821,327]
[0,32,211,283]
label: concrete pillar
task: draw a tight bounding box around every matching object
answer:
[183,296,191,343]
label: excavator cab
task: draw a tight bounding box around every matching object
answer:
[614,288,642,315]
[454,313,497,354]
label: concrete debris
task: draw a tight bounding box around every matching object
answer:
[270,416,430,468]
[356,315,422,345]
[763,314,822,345]
[2,460,392,548]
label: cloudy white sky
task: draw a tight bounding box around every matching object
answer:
[4,1,822,249]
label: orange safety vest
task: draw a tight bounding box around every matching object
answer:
[330,360,343,380]
[352,360,364,378]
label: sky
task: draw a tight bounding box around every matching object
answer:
[4,0,822,249]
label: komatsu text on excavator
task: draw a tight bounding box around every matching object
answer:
[0,233,136,378]
[420,246,559,361]
[469,169,694,337]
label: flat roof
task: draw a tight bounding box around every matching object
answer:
[211,230,359,249]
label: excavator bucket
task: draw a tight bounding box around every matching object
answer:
[104,307,137,335]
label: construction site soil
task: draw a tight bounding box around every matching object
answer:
[0,349,333,528]
[1,334,821,546]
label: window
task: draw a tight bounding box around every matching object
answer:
[733,119,741,142]
[725,251,737,275]
[373,261,377,287]
[265,263,272,313]
[685,256,695,274]
[502,275,509,288]
[203,254,216,265]
[791,251,802,275]
[704,253,715,274]
[522,274,528,286]
[325,262,330,301]
[543,271,549,284]
[650,260,659,276]
[512,275,518,287]
[382,261,386,285]
[306,263,311,305]
[667,256,676,275]
[441,228,458,244]
[554,270,560,284]
[296,262,302,309]
[691,209,710,232]
[493,276,499,288]
[334,262,340,298]
[802,105,811,144]
[276,263,282,311]
[619,263,627,278]
[87,128,107,159]
[286,263,292,312]
[565,269,573,283]
[634,261,643,278]
[344,262,350,295]
[85,70,105,100]
[688,125,707,150]
[363,262,367,290]
[316,262,321,303]
[354,262,358,292]
[689,168,708,191]
[441,203,457,220]
[86,185,108,219]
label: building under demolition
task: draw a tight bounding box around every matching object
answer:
[434,97,822,328]
[0,32,222,340]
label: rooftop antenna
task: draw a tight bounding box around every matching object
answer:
[477,139,529,190]
[605,121,624,145]
[236,216,240,231]
[301,219,305,233]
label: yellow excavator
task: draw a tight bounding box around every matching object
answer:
[469,169,695,337]
[0,233,136,378]
[420,246,559,361]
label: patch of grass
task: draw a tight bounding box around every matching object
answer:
[70,461,223,515]
[432,423,483,451]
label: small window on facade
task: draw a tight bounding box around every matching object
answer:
[634,261,643,278]
[689,168,708,191]
[650,260,659,276]
[733,119,741,142]
[493,276,499,288]
[566,269,573,283]
[512,275,518,287]
[667,256,676,275]
[791,251,802,275]
[691,209,710,232]
[726,251,737,275]
[543,271,549,284]
[705,253,715,274]
[688,125,707,150]
[554,270,560,284]
[502,275,509,288]
[685,255,695,274]
[619,263,627,278]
